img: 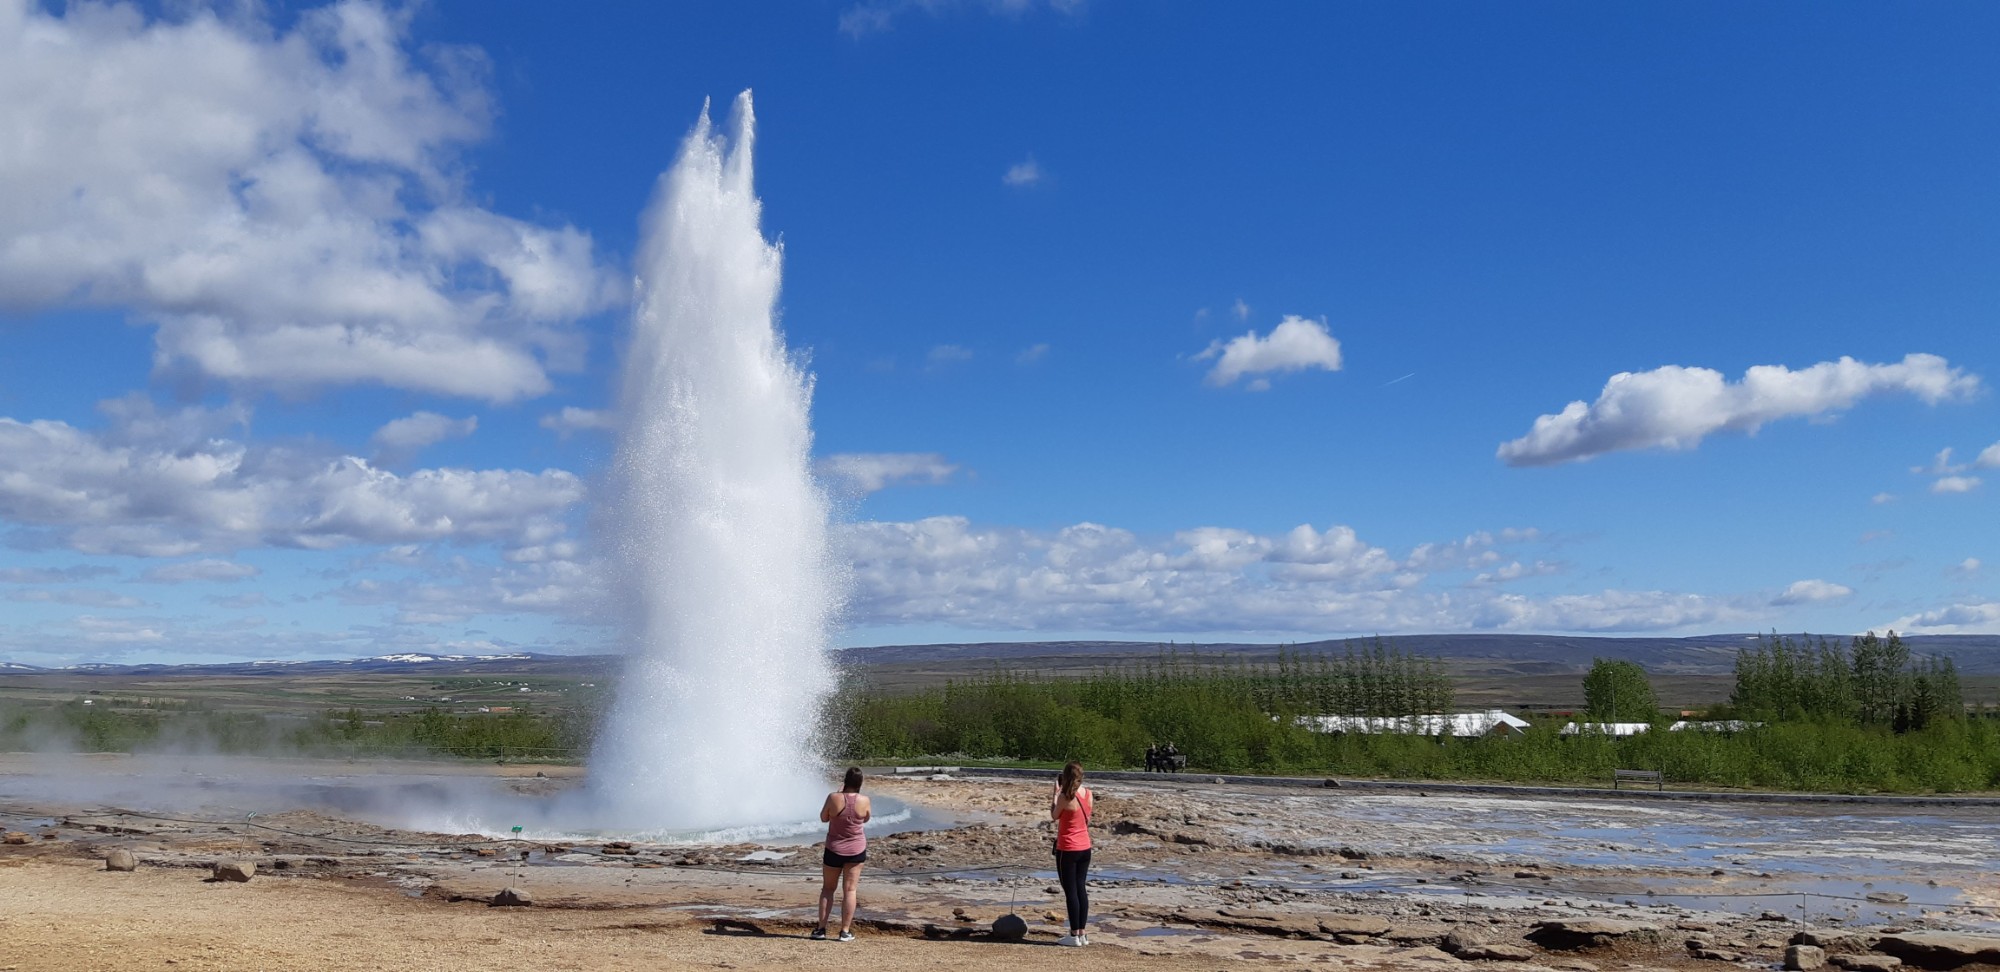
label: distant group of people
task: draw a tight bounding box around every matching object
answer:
[1144,741,1186,773]
[811,762,1098,947]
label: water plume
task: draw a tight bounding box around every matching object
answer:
[587,91,840,831]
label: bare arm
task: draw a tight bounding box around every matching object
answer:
[819,792,839,823]
[855,794,872,823]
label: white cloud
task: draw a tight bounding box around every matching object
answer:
[836,516,1751,634]
[0,565,117,583]
[539,406,615,438]
[819,452,960,495]
[140,558,260,584]
[1195,315,1343,390]
[1952,558,1981,576]
[1871,492,1897,505]
[1498,354,1981,467]
[1015,343,1050,365]
[371,412,476,462]
[1885,601,2000,635]
[1933,475,1981,494]
[927,344,974,369]
[4,588,147,609]
[0,400,582,556]
[1771,579,1854,606]
[840,0,1086,38]
[1914,447,1965,476]
[1002,157,1043,187]
[0,0,618,402]
[1978,440,2000,469]
[1232,298,1251,322]
[1471,561,1562,586]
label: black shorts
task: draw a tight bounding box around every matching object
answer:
[823,848,868,867]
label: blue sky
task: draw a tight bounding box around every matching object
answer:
[0,0,1995,663]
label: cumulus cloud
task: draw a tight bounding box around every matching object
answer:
[0,400,583,556]
[1195,315,1344,390]
[140,559,260,584]
[1933,476,1981,494]
[539,406,615,438]
[1771,579,1854,606]
[0,0,619,402]
[819,452,959,495]
[1952,558,1981,576]
[834,515,1756,634]
[1872,492,1897,505]
[1498,354,1980,467]
[370,411,477,463]
[1979,440,2000,468]
[839,0,1085,38]
[1002,157,1043,187]
[1885,601,2000,635]
[1232,298,1251,322]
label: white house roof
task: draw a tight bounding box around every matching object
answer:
[1559,721,1653,736]
[1560,719,1764,736]
[1307,709,1531,737]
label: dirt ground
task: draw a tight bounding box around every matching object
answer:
[4,762,2000,971]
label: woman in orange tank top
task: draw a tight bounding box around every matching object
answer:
[1050,761,1093,946]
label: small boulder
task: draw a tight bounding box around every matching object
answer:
[1786,945,1828,971]
[1528,919,1658,951]
[1868,892,1910,904]
[1694,949,1744,963]
[104,849,137,872]
[1320,915,1393,938]
[490,887,532,907]
[1459,944,1536,962]
[1874,933,2000,970]
[2,832,29,845]
[213,860,255,882]
[1830,956,1902,971]
[1443,927,1496,954]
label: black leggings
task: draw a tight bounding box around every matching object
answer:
[1055,848,1091,931]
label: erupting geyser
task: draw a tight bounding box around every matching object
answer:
[588,91,840,832]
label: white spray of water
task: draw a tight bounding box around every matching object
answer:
[587,91,840,832]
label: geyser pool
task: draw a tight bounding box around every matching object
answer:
[585,90,841,833]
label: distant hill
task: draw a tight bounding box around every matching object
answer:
[5,633,1998,678]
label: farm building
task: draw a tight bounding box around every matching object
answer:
[1559,720,1761,736]
[1305,709,1531,738]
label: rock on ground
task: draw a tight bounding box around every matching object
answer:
[1319,915,1393,938]
[1443,927,1496,954]
[1458,944,1537,962]
[490,887,533,907]
[213,861,255,883]
[1528,919,1660,951]
[1830,956,1903,972]
[1874,933,2000,971]
[104,849,137,872]
[1786,944,1828,970]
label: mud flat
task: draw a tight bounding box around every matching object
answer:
[4,758,2000,971]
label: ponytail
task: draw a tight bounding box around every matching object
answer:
[1059,761,1084,801]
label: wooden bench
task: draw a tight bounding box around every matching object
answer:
[1613,768,1663,791]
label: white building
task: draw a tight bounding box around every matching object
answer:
[1306,709,1532,738]
[1559,719,1762,736]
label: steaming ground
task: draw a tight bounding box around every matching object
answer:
[8,757,2000,971]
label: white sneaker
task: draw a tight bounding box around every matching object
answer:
[1079,934,1089,946]
[1056,935,1079,947]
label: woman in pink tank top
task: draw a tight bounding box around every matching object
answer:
[1050,761,1094,946]
[814,766,871,942]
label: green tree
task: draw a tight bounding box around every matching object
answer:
[1582,658,1658,722]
